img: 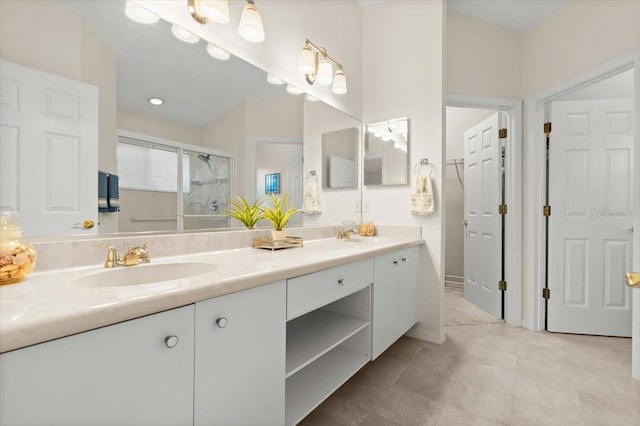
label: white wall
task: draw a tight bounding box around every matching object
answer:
[117,108,202,146]
[362,0,446,343]
[447,12,521,99]
[444,107,497,280]
[557,68,634,101]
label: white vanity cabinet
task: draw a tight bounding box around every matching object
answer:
[285,258,373,425]
[0,305,195,426]
[194,281,286,426]
[372,246,420,359]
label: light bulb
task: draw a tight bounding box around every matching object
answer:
[306,94,319,102]
[238,2,265,43]
[286,84,303,95]
[316,58,333,86]
[148,97,164,106]
[332,68,347,94]
[206,43,231,60]
[200,0,229,23]
[124,0,159,24]
[267,74,285,85]
[298,45,315,74]
[171,24,200,44]
[382,133,391,142]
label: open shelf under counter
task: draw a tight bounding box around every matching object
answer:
[285,343,370,426]
[286,309,369,378]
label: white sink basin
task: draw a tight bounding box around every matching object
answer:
[76,262,217,287]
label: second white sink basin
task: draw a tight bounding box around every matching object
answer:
[76,262,217,287]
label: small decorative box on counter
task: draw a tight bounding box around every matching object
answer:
[359,223,375,236]
[0,213,36,285]
[252,236,304,251]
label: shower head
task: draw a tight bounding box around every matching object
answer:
[198,154,211,163]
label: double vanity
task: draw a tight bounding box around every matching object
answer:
[0,229,423,425]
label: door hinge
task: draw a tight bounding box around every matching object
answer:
[543,205,551,216]
[499,204,508,215]
[498,280,507,291]
[542,288,551,299]
[544,122,552,136]
[499,128,508,139]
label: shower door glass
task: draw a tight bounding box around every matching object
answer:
[182,150,231,230]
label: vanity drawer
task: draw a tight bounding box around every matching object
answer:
[287,258,374,320]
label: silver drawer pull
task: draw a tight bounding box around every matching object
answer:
[401,257,407,262]
[393,260,399,265]
[338,278,345,286]
[216,317,228,328]
[164,335,179,348]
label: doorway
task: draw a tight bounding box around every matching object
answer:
[544,69,635,337]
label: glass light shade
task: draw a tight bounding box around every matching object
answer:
[306,94,319,102]
[316,58,333,86]
[206,43,231,60]
[286,84,303,95]
[238,3,265,43]
[382,133,391,142]
[298,46,315,74]
[200,0,230,23]
[124,1,159,24]
[171,24,200,44]
[267,74,285,85]
[332,69,348,94]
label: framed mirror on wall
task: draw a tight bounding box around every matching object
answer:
[364,117,409,186]
[0,0,363,237]
[321,127,359,189]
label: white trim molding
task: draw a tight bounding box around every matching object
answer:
[446,94,523,327]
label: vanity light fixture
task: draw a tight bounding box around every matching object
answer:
[124,0,159,24]
[238,0,265,43]
[171,24,200,43]
[297,39,347,94]
[266,74,285,85]
[188,0,230,24]
[148,97,164,106]
[206,42,231,60]
[286,84,303,95]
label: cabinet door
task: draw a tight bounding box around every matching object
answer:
[195,281,286,426]
[372,251,399,360]
[0,305,195,426]
[398,246,420,334]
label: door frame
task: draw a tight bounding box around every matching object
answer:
[524,48,640,333]
[249,136,303,202]
[446,95,523,326]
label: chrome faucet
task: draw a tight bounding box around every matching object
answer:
[337,228,358,240]
[95,242,153,268]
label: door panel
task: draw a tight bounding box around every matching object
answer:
[463,112,502,318]
[548,99,634,336]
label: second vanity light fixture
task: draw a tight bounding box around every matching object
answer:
[187,0,265,43]
[298,39,347,95]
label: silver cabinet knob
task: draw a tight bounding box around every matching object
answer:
[393,260,399,265]
[338,278,345,286]
[164,335,179,348]
[216,317,228,328]
[401,257,407,263]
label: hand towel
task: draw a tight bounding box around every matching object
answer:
[409,174,434,215]
[98,171,109,212]
[107,174,120,212]
[303,181,321,214]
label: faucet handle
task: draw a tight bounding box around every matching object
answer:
[94,244,121,268]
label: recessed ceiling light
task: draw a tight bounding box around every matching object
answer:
[148,97,164,106]
[266,74,285,85]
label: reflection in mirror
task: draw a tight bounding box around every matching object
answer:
[0,0,362,237]
[322,128,359,189]
[364,117,409,186]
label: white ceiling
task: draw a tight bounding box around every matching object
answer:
[67,0,285,128]
[447,0,571,31]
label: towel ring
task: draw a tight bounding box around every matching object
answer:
[414,158,434,177]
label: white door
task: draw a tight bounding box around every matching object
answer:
[464,112,503,318]
[0,60,98,236]
[548,99,634,336]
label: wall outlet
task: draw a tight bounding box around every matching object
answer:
[355,201,362,213]
[362,200,370,213]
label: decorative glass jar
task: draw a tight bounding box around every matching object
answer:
[0,214,36,285]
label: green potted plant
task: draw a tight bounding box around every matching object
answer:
[261,193,300,241]
[225,196,264,229]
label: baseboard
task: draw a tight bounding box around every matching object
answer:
[405,326,445,344]
[445,274,463,283]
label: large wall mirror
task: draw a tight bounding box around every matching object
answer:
[0,0,362,237]
[364,117,409,186]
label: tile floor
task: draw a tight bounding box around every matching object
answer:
[301,292,639,425]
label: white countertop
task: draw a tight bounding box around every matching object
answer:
[0,236,423,353]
